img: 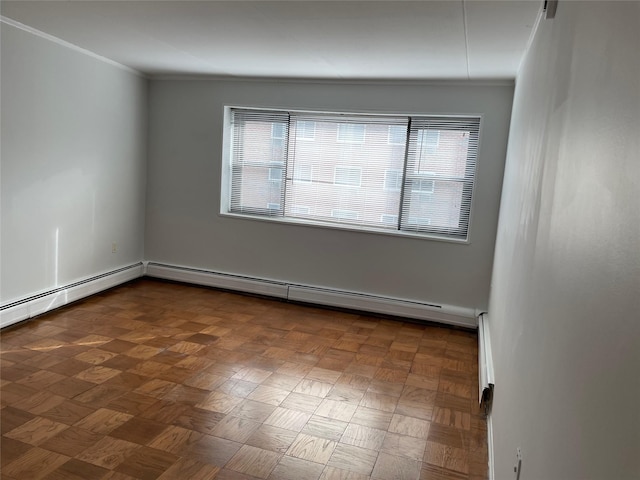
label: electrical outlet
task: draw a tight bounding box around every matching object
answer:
[112,242,117,253]
[514,448,522,480]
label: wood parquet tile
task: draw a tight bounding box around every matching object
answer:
[1,278,488,479]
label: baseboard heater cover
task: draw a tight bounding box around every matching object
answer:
[0,263,144,328]
[145,263,289,299]
[478,312,495,415]
[287,285,475,327]
[145,262,477,328]
[487,413,495,480]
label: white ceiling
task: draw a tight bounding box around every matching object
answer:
[1,1,542,80]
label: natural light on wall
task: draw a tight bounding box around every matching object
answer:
[222,107,480,241]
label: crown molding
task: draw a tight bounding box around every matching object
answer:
[1,16,146,79]
[151,74,514,87]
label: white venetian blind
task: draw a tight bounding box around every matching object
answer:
[226,108,481,241]
[229,109,288,216]
[401,117,480,238]
[284,113,408,229]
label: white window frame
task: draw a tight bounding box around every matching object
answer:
[387,125,406,145]
[290,205,310,215]
[331,209,359,220]
[384,169,403,191]
[297,121,316,140]
[223,107,480,243]
[408,217,432,227]
[268,166,283,182]
[417,129,440,155]
[334,166,362,187]
[271,123,285,140]
[337,123,366,144]
[380,214,399,225]
[293,164,313,183]
[411,178,435,194]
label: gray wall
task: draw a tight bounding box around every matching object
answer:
[145,79,513,311]
[488,2,640,478]
[1,24,148,304]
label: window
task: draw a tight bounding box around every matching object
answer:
[411,178,435,194]
[225,108,480,240]
[293,164,313,183]
[334,166,362,187]
[271,124,285,149]
[332,209,359,220]
[388,125,406,145]
[290,205,310,215]
[417,129,440,155]
[380,214,399,225]
[268,166,283,182]
[408,217,431,227]
[296,120,316,140]
[384,169,403,191]
[337,123,365,143]
[271,123,285,140]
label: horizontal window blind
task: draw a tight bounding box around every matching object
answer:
[230,109,288,216]
[402,117,480,238]
[226,108,480,241]
[286,114,407,230]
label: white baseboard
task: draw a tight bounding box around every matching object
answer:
[479,312,495,479]
[145,263,289,299]
[0,263,144,328]
[287,285,476,327]
[478,313,495,411]
[145,262,477,328]
[1,261,478,329]
[487,412,495,480]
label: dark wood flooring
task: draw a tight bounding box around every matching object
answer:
[1,278,488,479]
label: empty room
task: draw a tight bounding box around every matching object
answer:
[1,1,638,479]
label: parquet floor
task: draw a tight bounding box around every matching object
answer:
[0,279,488,480]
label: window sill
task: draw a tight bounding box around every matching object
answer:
[219,211,470,245]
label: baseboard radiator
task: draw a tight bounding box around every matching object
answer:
[478,312,495,415]
[145,262,478,328]
[0,263,144,328]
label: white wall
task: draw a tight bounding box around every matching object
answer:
[145,79,513,311]
[1,23,148,304]
[488,2,640,479]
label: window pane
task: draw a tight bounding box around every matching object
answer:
[331,209,359,220]
[290,205,310,215]
[337,123,366,143]
[285,114,406,229]
[388,125,406,145]
[271,123,285,139]
[412,129,470,177]
[334,166,362,186]
[381,214,399,225]
[269,167,283,181]
[384,169,403,191]
[402,117,479,237]
[230,110,287,215]
[293,164,313,183]
[297,121,316,140]
[227,109,479,240]
[402,179,464,231]
[417,129,440,155]
[411,178,434,193]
